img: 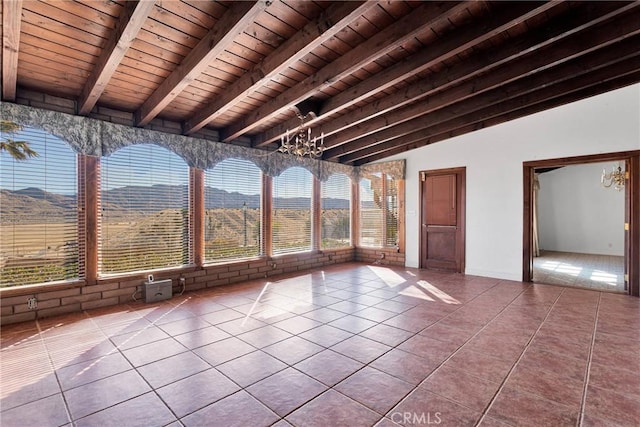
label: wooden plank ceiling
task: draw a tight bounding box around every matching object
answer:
[2,1,639,165]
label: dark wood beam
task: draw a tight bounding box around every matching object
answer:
[78,0,154,115]
[220,1,470,142]
[354,68,640,165]
[183,1,377,135]
[135,1,269,126]
[253,1,557,147]
[2,0,23,101]
[323,6,640,159]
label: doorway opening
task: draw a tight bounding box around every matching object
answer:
[523,151,640,296]
[533,163,625,292]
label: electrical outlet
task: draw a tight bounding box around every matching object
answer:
[272,262,277,269]
[379,253,385,259]
[27,297,37,310]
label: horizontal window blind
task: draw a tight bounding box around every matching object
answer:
[204,158,262,262]
[359,173,384,247]
[0,125,79,287]
[321,173,351,249]
[99,144,190,275]
[273,166,312,255]
[385,174,399,247]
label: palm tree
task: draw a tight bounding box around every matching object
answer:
[0,120,38,160]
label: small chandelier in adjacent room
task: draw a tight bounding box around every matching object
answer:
[601,164,625,191]
[278,113,324,158]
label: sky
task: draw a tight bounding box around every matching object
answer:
[1,126,351,200]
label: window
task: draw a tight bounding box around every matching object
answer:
[272,167,312,254]
[100,144,190,275]
[0,125,79,287]
[204,159,262,262]
[321,173,351,249]
[359,173,399,248]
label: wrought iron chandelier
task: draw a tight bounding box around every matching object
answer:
[278,113,324,158]
[601,164,625,191]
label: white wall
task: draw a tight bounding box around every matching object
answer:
[537,162,625,256]
[384,83,640,281]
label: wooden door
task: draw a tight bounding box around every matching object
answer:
[420,168,465,272]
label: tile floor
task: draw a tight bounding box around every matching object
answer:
[533,250,626,292]
[1,262,639,426]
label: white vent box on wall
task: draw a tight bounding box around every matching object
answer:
[143,279,172,303]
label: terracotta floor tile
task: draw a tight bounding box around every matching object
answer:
[391,388,481,427]
[354,306,398,323]
[0,371,61,411]
[462,334,526,362]
[262,336,324,365]
[156,368,240,418]
[237,324,293,348]
[298,324,353,347]
[505,364,584,409]
[216,350,287,387]
[359,323,414,347]
[173,325,231,349]
[193,336,255,366]
[301,307,346,323]
[443,348,515,383]
[588,362,640,399]
[516,346,587,381]
[349,294,386,306]
[528,330,591,361]
[216,316,268,336]
[121,337,188,367]
[136,351,211,389]
[370,348,440,385]
[74,392,176,427]
[108,325,170,351]
[64,369,150,420]
[329,314,378,334]
[294,349,364,386]
[286,389,381,427]
[56,352,133,391]
[273,316,322,335]
[0,393,69,427]
[246,368,327,416]
[200,307,245,325]
[421,365,501,412]
[327,300,369,314]
[335,366,413,415]
[331,335,391,364]
[419,322,477,347]
[373,299,414,314]
[383,313,437,333]
[182,390,279,427]
[156,316,212,336]
[583,384,640,426]
[487,386,579,427]
[591,338,639,370]
[398,333,460,357]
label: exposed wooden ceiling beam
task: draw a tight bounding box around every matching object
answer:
[345,47,640,164]
[358,70,640,165]
[317,1,633,153]
[323,6,640,159]
[77,0,155,115]
[253,1,557,148]
[220,1,470,142]
[183,1,377,135]
[2,0,23,101]
[135,1,269,126]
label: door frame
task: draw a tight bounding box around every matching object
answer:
[419,167,466,273]
[522,150,640,296]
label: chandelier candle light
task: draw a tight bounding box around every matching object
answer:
[278,113,324,158]
[601,164,625,191]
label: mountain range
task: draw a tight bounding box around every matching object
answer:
[1,184,351,221]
